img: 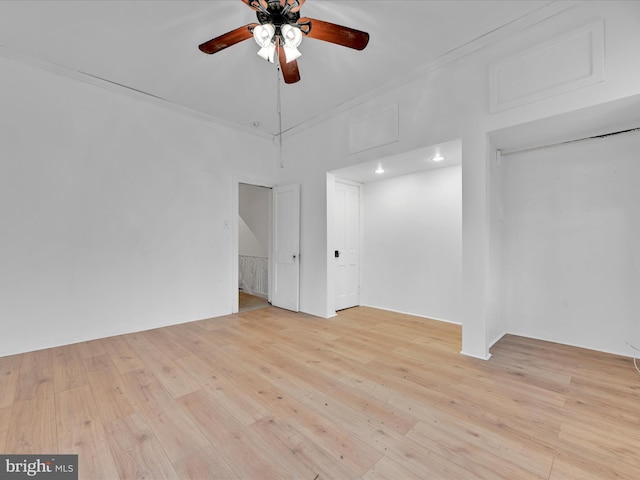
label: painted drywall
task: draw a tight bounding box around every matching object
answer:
[238,183,270,257]
[278,1,640,358]
[0,55,276,357]
[3,2,638,359]
[238,217,262,258]
[362,166,462,323]
[486,146,507,348]
[500,131,640,355]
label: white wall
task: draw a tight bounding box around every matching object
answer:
[0,56,276,357]
[362,166,462,323]
[279,1,640,358]
[486,147,507,348]
[238,183,270,257]
[500,132,640,355]
[3,2,639,360]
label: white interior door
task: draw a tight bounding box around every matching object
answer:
[334,181,360,311]
[272,184,300,311]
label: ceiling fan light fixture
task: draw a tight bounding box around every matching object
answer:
[281,24,303,48]
[253,23,275,47]
[257,42,276,63]
[283,45,302,63]
[281,24,303,63]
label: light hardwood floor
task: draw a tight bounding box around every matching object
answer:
[1,306,639,479]
[239,291,270,312]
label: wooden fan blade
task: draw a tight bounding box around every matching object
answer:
[277,43,301,84]
[298,17,369,50]
[282,0,305,13]
[198,24,257,54]
[242,0,269,11]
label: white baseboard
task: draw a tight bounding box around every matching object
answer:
[460,350,492,361]
[360,304,461,326]
[488,331,507,350]
[507,330,636,359]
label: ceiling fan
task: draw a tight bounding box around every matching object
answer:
[198,0,370,84]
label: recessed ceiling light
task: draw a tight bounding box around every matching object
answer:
[375,167,385,174]
[432,155,445,162]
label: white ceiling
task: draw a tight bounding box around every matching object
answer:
[0,0,559,136]
[331,138,461,184]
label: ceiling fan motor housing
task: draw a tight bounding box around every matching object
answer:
[257,1,301,31]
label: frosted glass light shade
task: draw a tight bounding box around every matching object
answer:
[281,24,302,48]
[257,42,276,63]
[281,24,302,63]
[253,23,275,47]
[283,45,302,63]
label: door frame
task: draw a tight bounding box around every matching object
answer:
[231,175,275,314]
[326,173,364,316]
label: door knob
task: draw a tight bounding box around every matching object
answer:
[335,250,340,258]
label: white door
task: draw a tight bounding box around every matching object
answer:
[334,181,360,311]
[272,184,300,311]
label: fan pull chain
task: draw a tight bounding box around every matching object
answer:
[277,54,284,169]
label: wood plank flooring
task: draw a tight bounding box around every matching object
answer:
[1,306,639,479]
[239,292,270,312]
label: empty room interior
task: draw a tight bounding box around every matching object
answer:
[1,1,639,479]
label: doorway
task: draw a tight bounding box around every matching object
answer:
[238,183,271,312]
[233,180,301,314]
[327,139,463,318]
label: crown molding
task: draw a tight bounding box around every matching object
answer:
[281,0,583,139]
[0,46,275,141]
[0,0,581,143]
